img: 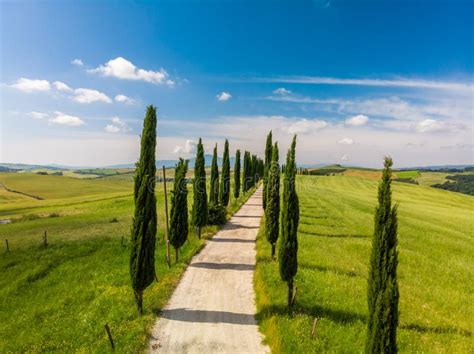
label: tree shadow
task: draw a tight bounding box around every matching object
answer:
[225,223,259,230]
[232,215,262,218]
[190,262,255,271]
[401,323,472,337]
[300,230,368,238]
[209,238,255,244]
[157,308,258,325]
[300,263,361,278]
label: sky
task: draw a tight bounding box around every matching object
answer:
[1,0,473,168]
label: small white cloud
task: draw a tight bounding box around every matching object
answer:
[338,138,354,145]
[28,111,48,119]
[273,87,292,95]
[416,119,445,133]
[341,154,349,161]
[89,57,172,85]
[53,81,73,92]
[114,94,135,105]
[284,119,328,135]
[10,78,50,93]
[216,92,232,101]
[72,88,112,104]
[173,139,197,154]
[345,114,369,126]
[105,117,130,133]
[49,113,85,126]
[71,59,84,66]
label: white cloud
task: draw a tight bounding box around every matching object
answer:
[89,57,172,85]
[216,91,232,101]
[273,87,292,95]
[49,113,85,126]
[28,111,48,119]
[416,119,446,133]
[71,59,84,66]
[105,117,130,133]
[341,154,349,161]
[338,138,354,145]
[53,81,73,92]
[72,88,112,104]
[114,94,135,105]
[283,118,328,135]
[10,78,50,93]
[345,114,369,126]
[253,76,474,93]
[173,139,197,155]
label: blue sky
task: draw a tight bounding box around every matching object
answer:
[1,0,473,167]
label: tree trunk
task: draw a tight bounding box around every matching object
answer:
[134,290,143,315]
[287,279,293,308]
[271,243,276,259]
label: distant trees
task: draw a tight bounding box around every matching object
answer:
[169,158,189,262]
[366,157,399,353]
[265,142,280,259]
[220,139,230,206]
[263,131,273,210]
[209,144,219,204]
[192,138,207,238]
[130,105,157,314]
[279,135,299,308]
[234,149,241,199]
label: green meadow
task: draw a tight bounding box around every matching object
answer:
[0,172,253,352]
[255,174,473,353]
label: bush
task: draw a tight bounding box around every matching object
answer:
[207,203,226,225]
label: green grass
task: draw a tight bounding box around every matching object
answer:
[395,170,420,179]
[255,175,473,353]
[0,172,256,352]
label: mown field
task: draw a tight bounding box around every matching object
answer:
[255,174,473,353]
[0,172,253,352]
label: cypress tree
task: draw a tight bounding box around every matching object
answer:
[279,135,299,308]
[234,149,241,199]
[251,154,257,187]
[192,138,207,239]
[209,144,219,204]
[366,157,399,353]
[130,105,157,314]
[265,143,280,258]
[263,131,273,209]
[220,139,230,206]
[243,151,251,192]
[169,158,189,262]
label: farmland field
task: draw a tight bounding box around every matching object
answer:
[255,174,474,353]
[0,171,254,352]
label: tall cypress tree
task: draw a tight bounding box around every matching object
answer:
[220,139,230,206]
[279,135,299,308]
[243,151,251,192]
[366,157,399,353]
[265,143,280,258]
[130,105,157,314]
[263,131,272,209]
[169,158,189,262]
[209,144,219,204]
[234,149,241,199]
[192,138,207,239]
[251,154,257,187]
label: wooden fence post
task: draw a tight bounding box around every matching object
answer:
[104,323,115,350]
[43,231,48,248]
[5,239,9,252]
[311,317,319,338]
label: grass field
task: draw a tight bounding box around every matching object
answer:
[0,172,255,352]
[255,174,474,353]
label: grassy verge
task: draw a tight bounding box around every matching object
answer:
[254,175,473,353]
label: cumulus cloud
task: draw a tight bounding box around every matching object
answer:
[71,58,84,66]
[283,118,328,135]
[72,88,112,104]
[89,57,172,85]
[338,138,354,145]
[114,94,135,105]
[49,113,85,126]
[10,78,50,93]
[53,81,73,92]
[216,91,232,101]
[345,114,369,126]
[105,117,130,133]
[28,111,48,119]
[416,119,446,133]
[273,87,292,95]
[173,139,197,155]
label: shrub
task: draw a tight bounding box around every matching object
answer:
[207,203,226,225]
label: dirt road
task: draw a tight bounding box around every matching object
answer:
[149,187,269,353]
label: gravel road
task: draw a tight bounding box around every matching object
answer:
[149,186,269,353]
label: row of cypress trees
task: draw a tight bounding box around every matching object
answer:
[263,133,300,308]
